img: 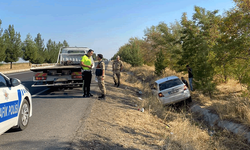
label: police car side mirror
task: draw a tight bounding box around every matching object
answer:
[10,78,21,87]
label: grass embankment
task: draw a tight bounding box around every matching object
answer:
[120,62,250,149]
[0,63,30,72]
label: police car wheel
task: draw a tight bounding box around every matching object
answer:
[18,99,30,130]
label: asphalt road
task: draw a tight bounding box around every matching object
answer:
[0,63,105,149]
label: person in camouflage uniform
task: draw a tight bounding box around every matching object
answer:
[112,55,123,87]
[96,54,106,100]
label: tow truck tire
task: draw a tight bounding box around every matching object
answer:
[17,99,30,131]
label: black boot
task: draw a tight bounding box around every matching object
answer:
[114,82,117,86]
[83,93,87,97]
[117,82,120,87]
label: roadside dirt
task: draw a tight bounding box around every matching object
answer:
[70,62,169,150]
[0,63,30,72]
[70,62,250,150]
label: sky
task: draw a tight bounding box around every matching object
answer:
[0,0,235,59]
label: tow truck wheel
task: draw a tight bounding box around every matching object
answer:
[17,99,30,131]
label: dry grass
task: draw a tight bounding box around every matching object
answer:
[0,63,30,72]
[191,79,250,125]
[78,61,239,150]
[119,62,250,149]
[124,63,250,126]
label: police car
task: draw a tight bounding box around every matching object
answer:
[0,72,32,135]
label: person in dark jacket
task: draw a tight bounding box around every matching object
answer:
[181,77,189,88]
[186,65,193,91]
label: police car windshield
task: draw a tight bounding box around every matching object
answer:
[159,78,182,91]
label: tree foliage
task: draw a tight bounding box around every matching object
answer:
[44,39,68,63]
[46,39,58,63]
[0,20,5,62]
[23,34,38,64]
[178,7,221,95]
[154,49,166,76]
[3,25,22,69]
[0,19,70,65]
[112,0,250,96]
[33,33,46,64]
[63,40,69,47]
[113,38,143,67]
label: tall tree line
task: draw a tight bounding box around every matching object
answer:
[0,19,70,68]
[113,0,250,95]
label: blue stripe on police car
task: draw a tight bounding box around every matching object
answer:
[0,89,22,123]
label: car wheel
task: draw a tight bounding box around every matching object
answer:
[187,97,192,103]
[17,99,30,131]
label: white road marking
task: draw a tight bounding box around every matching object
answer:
[32,88,49,97]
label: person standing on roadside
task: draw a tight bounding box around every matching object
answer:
[96,54,106,100]
[80,49,94,97]
[112,55,123,87]
[181,77,189,88]
[186,65,193,91]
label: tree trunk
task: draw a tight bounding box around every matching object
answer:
[10,62,12,69]
[223,63,227,83]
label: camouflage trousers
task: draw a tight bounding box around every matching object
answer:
[97,76,106,95]
[113,70,121,84]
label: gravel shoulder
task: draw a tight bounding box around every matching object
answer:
[70,62,168,150]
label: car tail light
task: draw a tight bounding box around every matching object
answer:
[35,77,47,80]
[184,85,187,90]
[158,92,164,97]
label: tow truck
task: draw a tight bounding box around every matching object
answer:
[30,47,95,87]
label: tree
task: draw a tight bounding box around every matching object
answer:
[0,20,5,62]
[114,40,143,67]
[143,25,163,65]
[154,49,166,76]
[23,34,38,65]
[178,7,221,96]
[63,40,69,47]
[207,0,250,87]
[3,25,22,69]
[129,42,143,67]
[45,39,63,63]
[224,0,250,90]
[34,33,46,64]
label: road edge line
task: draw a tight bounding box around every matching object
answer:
[32,88,49,97]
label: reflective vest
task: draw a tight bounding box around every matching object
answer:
[81,55,91,70]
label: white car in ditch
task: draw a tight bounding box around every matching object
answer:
[0,72,32,135]
[152,75,192,105]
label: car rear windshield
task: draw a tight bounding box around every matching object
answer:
[159,78,183,91]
